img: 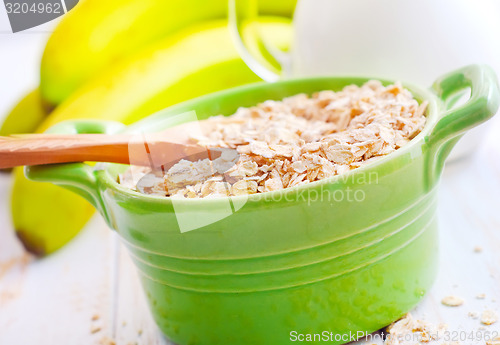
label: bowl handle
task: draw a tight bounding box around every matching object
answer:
[228,0,293,81]
[427,64,500,180]
[25,120,126,223]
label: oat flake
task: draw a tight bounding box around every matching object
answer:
[486,336,500,345]
[120,81,427,198]
[441,296,464,307]
[481,310,498,325]
[385,314,447,345]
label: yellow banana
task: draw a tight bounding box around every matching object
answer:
[14,19,291,255]
[12,168,95,255]
[39,18,291,130]
[0,89,51,136]
[40,0,296,105]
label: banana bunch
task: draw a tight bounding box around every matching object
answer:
[41,0,296,105]
[2,0,294,255]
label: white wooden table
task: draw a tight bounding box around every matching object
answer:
[1,17,500,345]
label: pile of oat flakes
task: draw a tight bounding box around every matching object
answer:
[122,80,428,198]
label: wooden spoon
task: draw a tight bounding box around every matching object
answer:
[0,130,216,170]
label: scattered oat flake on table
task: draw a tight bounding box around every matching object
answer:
[486,336,500,345]
[441,295,464,307]
[91,314,100,321]
[468,311,479,319]
[385,314,446,345]
[474,246,483,253]
[477,293,486,299]
[481,310,498,325]
[91,325,102,334]
[99,337,116,345]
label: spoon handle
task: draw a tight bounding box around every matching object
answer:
[0,134,204,169]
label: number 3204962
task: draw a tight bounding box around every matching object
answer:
[5,2,62,14]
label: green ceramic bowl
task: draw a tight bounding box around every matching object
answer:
[27,65,499,345]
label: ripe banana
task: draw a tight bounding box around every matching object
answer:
[12,167,95,255]
[0,89,51,136]
[39,18,291,130]
[40,0,296,105]
[14,18,291,255]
